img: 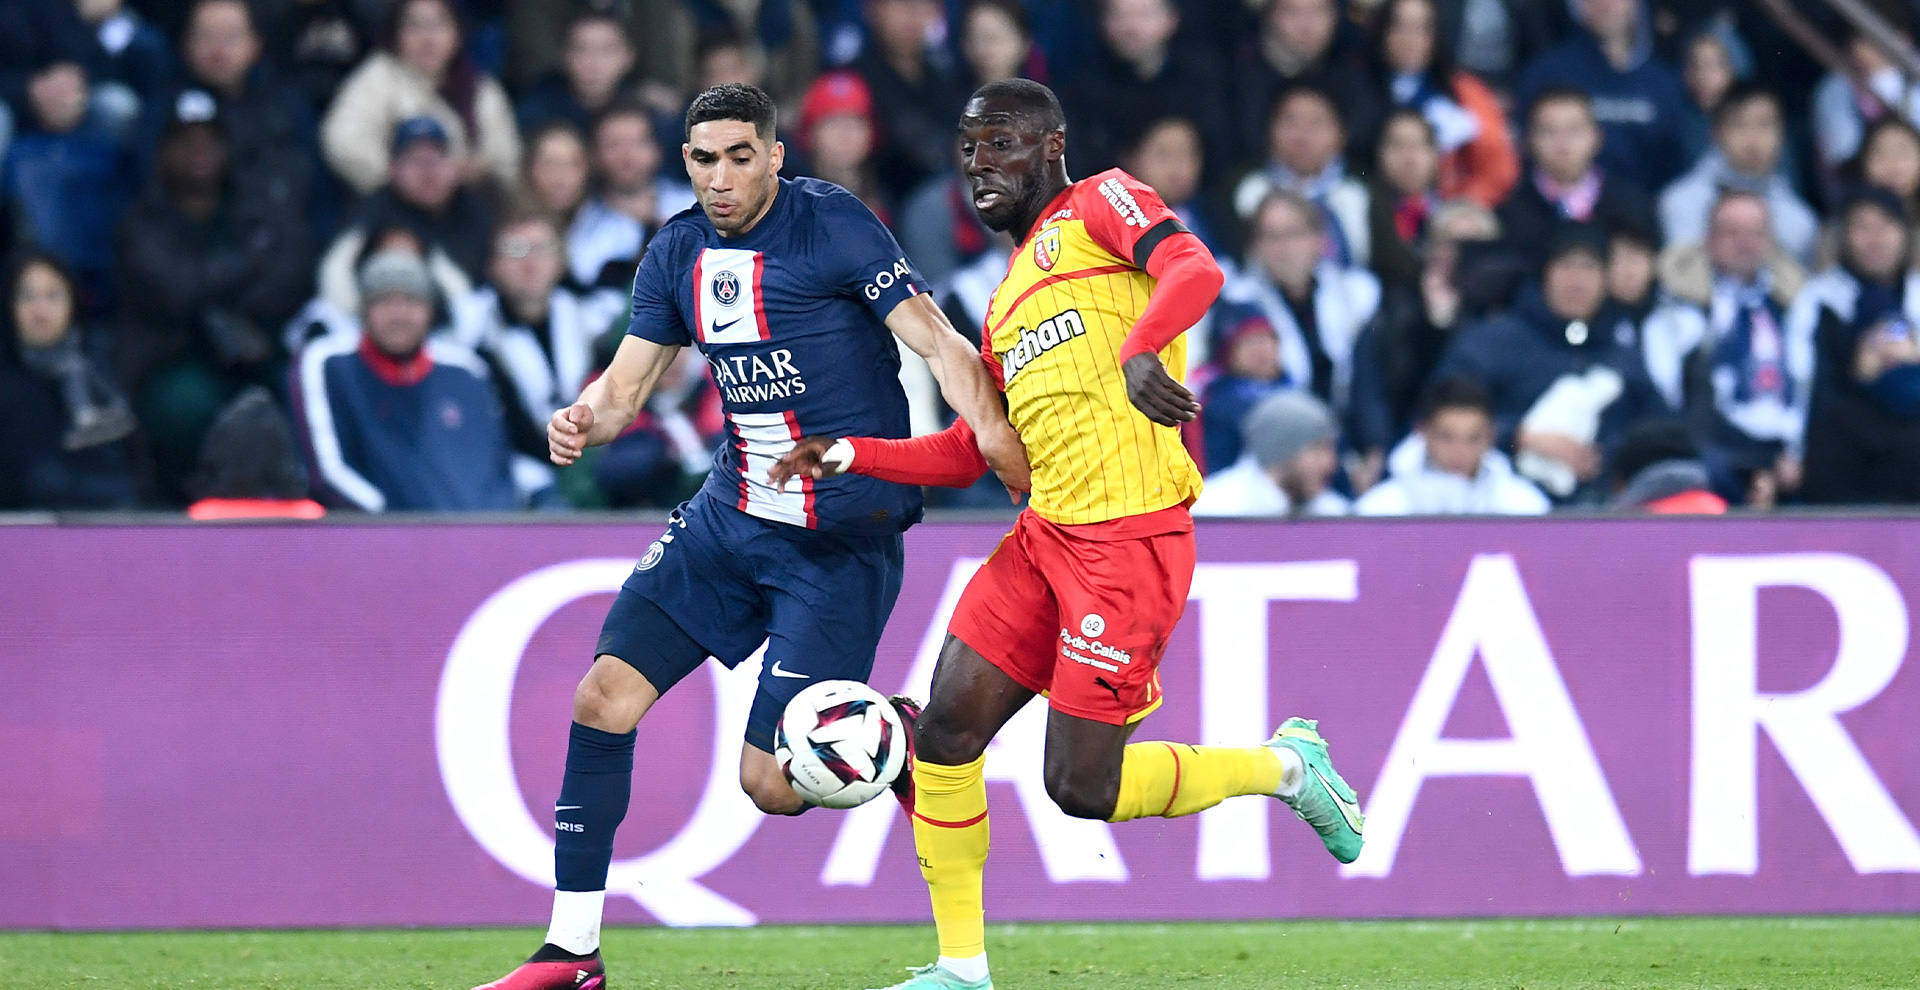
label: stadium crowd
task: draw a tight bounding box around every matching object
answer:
[3,0,1920,516]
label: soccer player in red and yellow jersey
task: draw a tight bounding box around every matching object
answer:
[773,81,1364,990]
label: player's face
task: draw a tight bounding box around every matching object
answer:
[959,101,1061,233]
[684,119,785,237]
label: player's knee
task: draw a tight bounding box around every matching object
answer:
[1044,765,1119,821]
[572,670,639,732]
[740,765,806,816]
[913,705,994,768]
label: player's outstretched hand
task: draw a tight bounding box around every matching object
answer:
[976,423,1031,502]
[1123,353,1200,426]
[549,402,594,466]
[770,435,838,491]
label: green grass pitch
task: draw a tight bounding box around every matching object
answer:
[3,917,1916,989]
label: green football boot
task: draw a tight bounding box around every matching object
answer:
[868,963,992,990]
[1265,717,1365,864]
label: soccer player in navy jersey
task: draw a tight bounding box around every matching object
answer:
[470,84,1027,990]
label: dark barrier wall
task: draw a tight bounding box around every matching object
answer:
[3,518,1919,929]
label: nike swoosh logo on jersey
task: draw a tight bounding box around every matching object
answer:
[710,317,745,335]
[554,805,582,812]
[1312,766,1365,833]
[769,661,809,679]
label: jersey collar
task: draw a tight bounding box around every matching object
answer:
[1020,183,1076,246]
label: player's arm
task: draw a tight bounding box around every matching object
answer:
[883,293,1029,489]
[548,335,680,465]
[1081,171,1226,426]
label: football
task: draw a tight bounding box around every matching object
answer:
[774,680,907,809]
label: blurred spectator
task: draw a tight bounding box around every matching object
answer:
[1059,0,1228,178]
[253,0,376,112]
[1210,190,1380,469]
[504,0,692,100]
[514,10,639,136]
[147,0,321,220]
[567,102,694,292]
[1230,0,1381,166]
[1498,87,1652,268]
[295,250,520,511]
[797,71,887,220]
[1350,199,1505,461]
[0,251,139,510]
[1197,308,1285,472]
[1450,0,1561,89]
[1192,389,1348,517]
[1432,224,1665,501]
[1606,220,1659,324]
[591,346,724,508]
[318,116,496,309]
[1812,20,1920,175]
[683,0,824,112]
[1366,108,1441,291]
[1,60,136,310]
[1848,116,1920,232]
[1232,86,1370,268]
[521,121,591,232]
[1659,84,1816,265]
[1607,418,1728,513]
[854,0,970,204]
[1121,117,1227,262]
[453,209,625,458]
[66,0,177,136]
[958,0,1037,87]
[1354,377,1550,515]
[1677,23,1746,168]
[1646,190,1808,504]
[898,165,994,293]
[1369,0,1516,208]
[184,385,326,519]
[321,0,521,195]
[1797,188,1920,505]
[1515,0,1688,191]
[116,92,315,500]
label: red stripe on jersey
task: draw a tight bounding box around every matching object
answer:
[986,263,1135,338]
[913,809,989,829]
[692,252,708,343]
[735,419,752,513]
[752,252,772,340]
[781,408,816,528]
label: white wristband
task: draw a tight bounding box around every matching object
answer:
[823,438,855,473]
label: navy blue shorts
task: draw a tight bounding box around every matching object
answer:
[596,492,906,752]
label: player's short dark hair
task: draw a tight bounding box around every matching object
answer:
[1418,376,1494,423]
[1711,81,1781,130]
[686,83,776,142]
[968,78,1064,133]
[1527,85,1593,124]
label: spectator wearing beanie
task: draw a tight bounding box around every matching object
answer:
[1197,306,1288,472]
[1794,187,1920,504]
[185,386,326,519]
[1194,389,1348,517]
[1355,376,1550,516]
[1430,223,1665,502]
[1607,418,1728,514]
[796,71,889,222]
[321,0,520,195]
[294,250,520,511]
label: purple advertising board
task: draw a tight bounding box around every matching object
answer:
[3,517,1920,930]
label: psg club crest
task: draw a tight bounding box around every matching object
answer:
[638,540,665,571]
[712,270,741,307]
[1034,227,1062,271]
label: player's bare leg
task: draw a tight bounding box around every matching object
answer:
[871,635,1033,990]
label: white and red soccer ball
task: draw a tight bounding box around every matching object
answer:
[775,680,907,809]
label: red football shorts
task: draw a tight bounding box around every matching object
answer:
[947,507,1196,725]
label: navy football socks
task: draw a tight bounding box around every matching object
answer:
[553,722,636,892]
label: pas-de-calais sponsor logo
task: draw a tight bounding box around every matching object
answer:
[1034,227,1062,271]
[712,270,741,307]
[435,560,768,926]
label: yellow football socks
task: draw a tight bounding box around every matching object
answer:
[911,755,991,959]
[1107,742,1285,821]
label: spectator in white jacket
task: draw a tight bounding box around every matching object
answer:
[1194,389,1349,518]
[1659,84,1818,265]
[1356,377,1551,515]
[320,0,521,195]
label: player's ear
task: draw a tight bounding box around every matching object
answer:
[1045,127,1066,163]
[769,139,785,175]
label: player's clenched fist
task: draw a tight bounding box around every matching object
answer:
[1122,352,1200,427]
[549,402,594,465]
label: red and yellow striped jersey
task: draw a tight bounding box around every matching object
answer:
[980,169,1203,526]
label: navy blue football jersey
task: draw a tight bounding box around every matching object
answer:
[627,177,929,535]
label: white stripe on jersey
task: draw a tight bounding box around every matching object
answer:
[695,248,768,345]
[730,411,811,527]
